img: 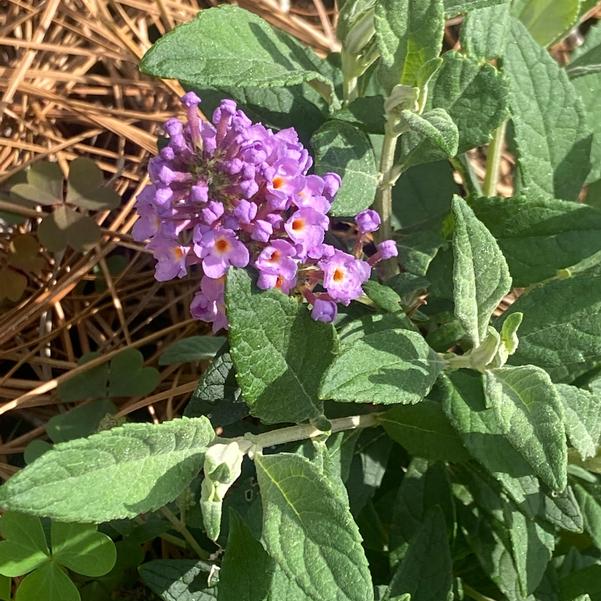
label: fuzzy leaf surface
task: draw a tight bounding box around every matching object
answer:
[556,384,601,461]
[451,196,511,347]
[320,327,442,405]
[140,6,335,100]
[427,51,509,152]
[471,196,601,286]
[374,0,444,92]
[0,417,214,522]
[504,18,592,201]
[226,269,336,424]
[483,366,567,491]
[255,453,374,601]
[498,267,601,382]
[312,120,378,216]
[379,401,469,462]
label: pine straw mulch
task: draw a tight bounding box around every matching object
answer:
[0,0,339,479]
[1,0,600,481]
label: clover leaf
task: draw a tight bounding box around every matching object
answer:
[0,513,116,601]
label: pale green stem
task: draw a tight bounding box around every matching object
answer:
[240,412,380,452]
[160,506,209,560]
[374,129,399,244]
[482,120,507,198]
[462,583,498,601]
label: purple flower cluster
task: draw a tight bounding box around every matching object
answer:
[133,93,397,331]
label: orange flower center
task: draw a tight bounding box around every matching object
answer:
[291,219,305,231]
[270,250,281,262]
[215,238,230,253]
[172,247,184,259]
[275,275,285,288]
[333,268,345,282]
[273,176,285,189]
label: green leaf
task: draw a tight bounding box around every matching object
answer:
[572,72,601,185]
[389,459,454,566]
[24,440,52,465]
[512,0,580,47]
[379,400,470,462]
[192,84,328,146]
[51,522,116,577]
[46,399,116,444]
[398,108,459,170]
[319,327,443,405]
[0,575,9,601]
[451,196,511,348]
[444,0,508,18]
[184,348,248,427]
[556,384,601,460]
[255,452,374,601]
[0,417,215,522]
[140,6,336,103]
[311,120,378,217]
[334,96,385,135]
[38,206,101,252]
[0,267,27,302]
[388,507,453,601]
[461,3,511,59]
[471,196,601,287]
[57,349,159,403]
[483,366,567,491]
[0,513,49,577]
[362,280,403,313]
[347,429,392,517]
[374,0,444,92]
[392,160,458,229]
[159,336,226,366]
[66,158,119,211]
[217,511,277,601]
[573,483,601,552]
[504,17,592,201]
[498,267,601,382]
[108,348,160,398]
[427,51,509,152]
[508,499,556,596]
[441,371,579,528]
[560,565,601,601]
[57,353,109,403]
[226,269,336,424]
[10,161,63,207]
[569,21,601,77]
[139,560,217,601]
[15,563,79,601]
[8,234,44,273]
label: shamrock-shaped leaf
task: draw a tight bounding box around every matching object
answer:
[51,522,116,578]
[10,161,63,207]
[0,513,49,577]
[57,349,160,403]
[66,158,119,211]
[8,234,45,273]
[38,206,101,252]
[23,440,53,465]
[0,513,116,601]
[16,563,79,601]
[108,348,161,397]
[0,267,27,302]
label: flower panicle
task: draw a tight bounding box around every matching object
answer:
[134,93,398,330]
